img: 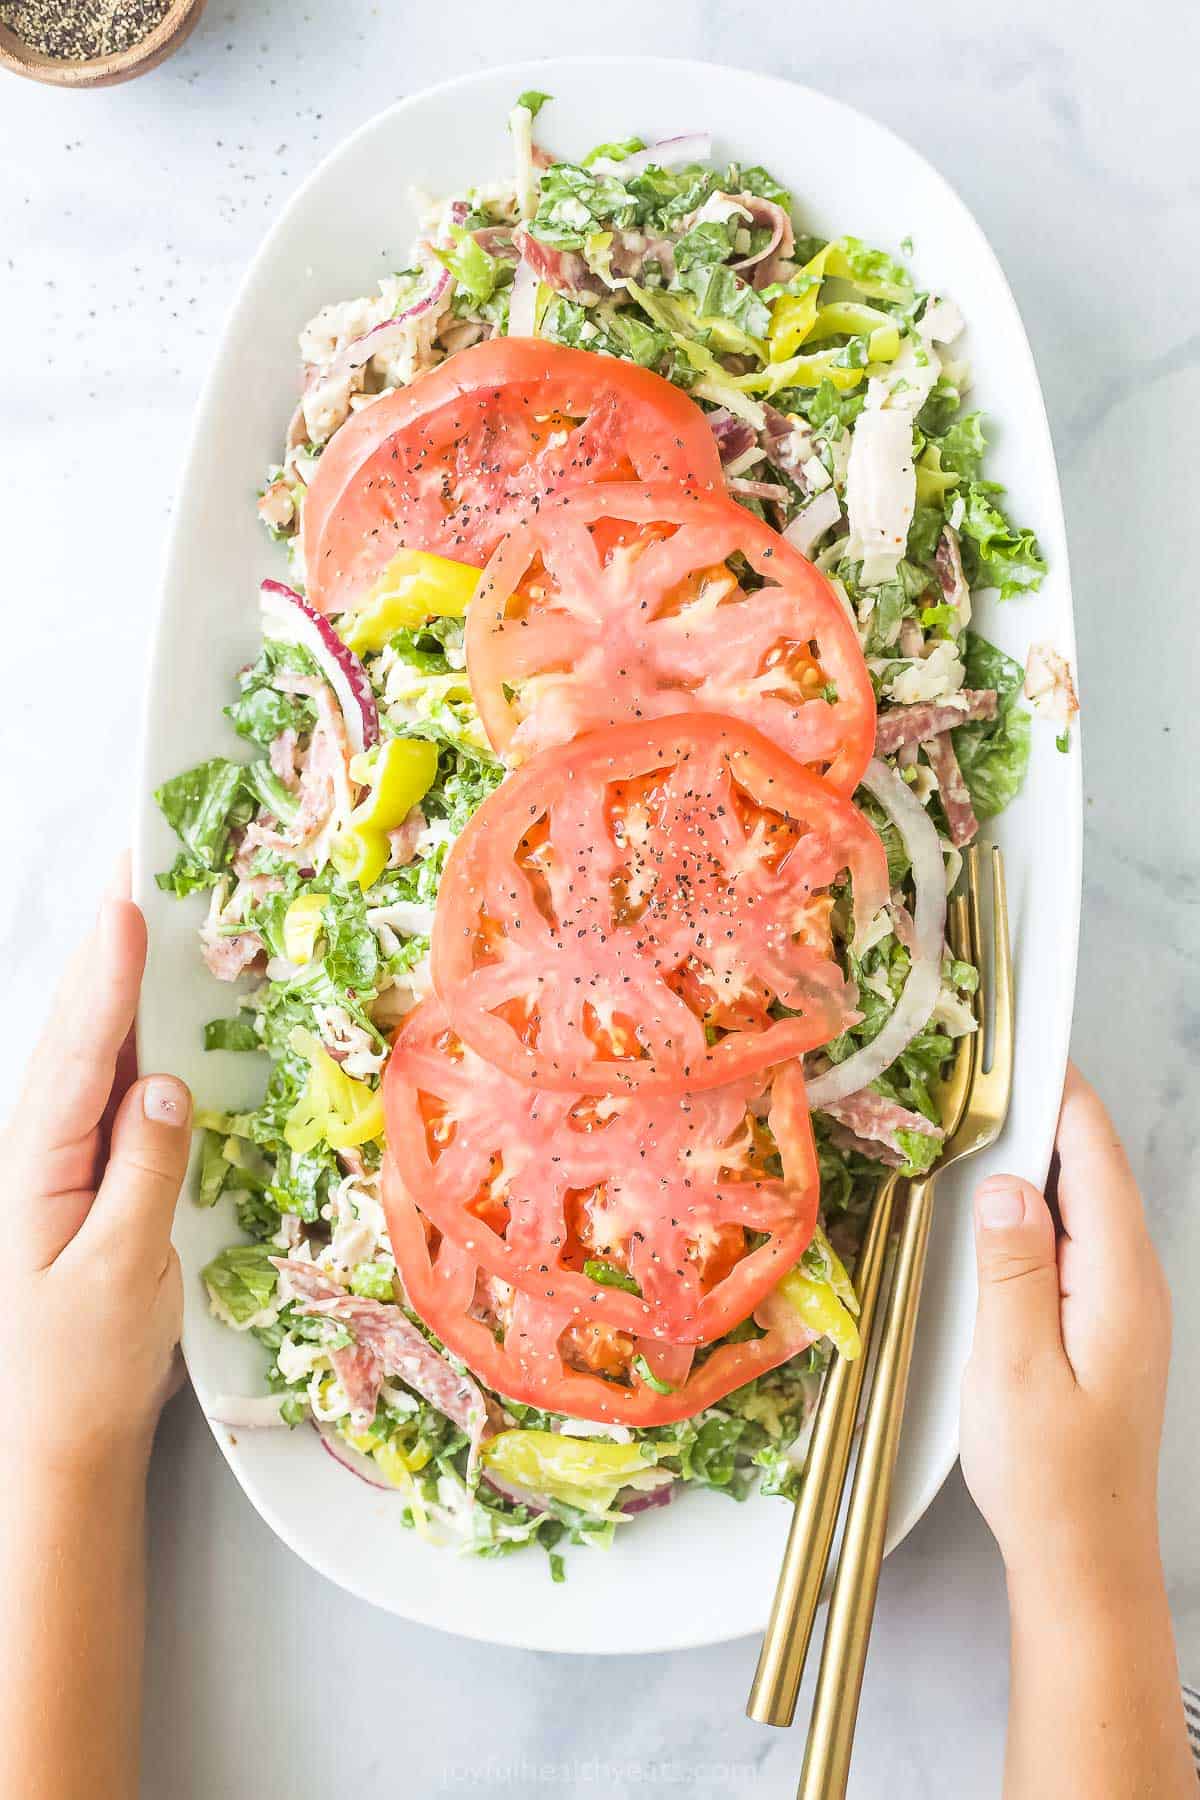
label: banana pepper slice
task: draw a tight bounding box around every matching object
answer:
[482,1429,655,1511]
[281,892,329,965]
[339,549,482,655]
[331,736,439,892]
[283,1026,384,1153]
[776,1226,862,1360]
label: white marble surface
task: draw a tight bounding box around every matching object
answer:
[2,5,1197,1795]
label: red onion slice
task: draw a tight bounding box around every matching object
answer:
[616,1475,677,1516]
[320,253,451,391]
[507,257,539,337]
[805,757,947,1108]
[605,133,713,176]
[482,1468,675,1519]
[314,1420,398,1491]
[707,407,757,464]
[481,1470,551,1516]
[207,1393,291,1430]
[259,579,379,752]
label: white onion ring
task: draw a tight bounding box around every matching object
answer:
[259,579,380,753]
[507,257,538,337]
[805,758,947,1108]
[783,488,842,559]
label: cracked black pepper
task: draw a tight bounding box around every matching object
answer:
[0,0,172,59]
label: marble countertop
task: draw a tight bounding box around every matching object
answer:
[2,4,1197,1794]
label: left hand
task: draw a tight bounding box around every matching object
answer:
[0,867,192,1472]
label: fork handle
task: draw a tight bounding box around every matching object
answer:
[797,1175,937,1800]
[747,1170,900,1726]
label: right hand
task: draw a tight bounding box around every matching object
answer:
[959,1064,1172,1580]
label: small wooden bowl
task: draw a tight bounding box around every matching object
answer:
[0,0,206,87]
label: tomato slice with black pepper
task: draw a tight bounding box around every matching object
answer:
[466,483,876,795]
[381,1131,821,1428]
[430,714,889,1095]
[382,998,820,1345]
[300,340,723,614]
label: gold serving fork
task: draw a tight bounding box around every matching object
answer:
[747,882,976,1729]
[795,843,1014,1799]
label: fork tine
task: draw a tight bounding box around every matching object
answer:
[962,845,983,1030]
[980,845,1014,1093]
[947,890,970,965]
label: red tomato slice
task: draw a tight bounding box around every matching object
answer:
[300,340,723,614]
[467,483,876,795]
[381,998,820,1346]
[381,1129,820,1428]
[431,715,890,1094]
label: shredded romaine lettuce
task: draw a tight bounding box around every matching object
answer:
[155,101,1051,1571]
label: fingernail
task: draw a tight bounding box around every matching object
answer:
[977,1181,1026,1230]
[142,1077,191,1126]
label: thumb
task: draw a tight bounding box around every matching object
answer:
[74,1074,192,1270]
[972,1176,1063,1360]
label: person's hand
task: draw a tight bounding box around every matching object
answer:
[960,1063,1172,1581]
[0,870,192,1474]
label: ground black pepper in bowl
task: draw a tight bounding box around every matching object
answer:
[0,0,173,59]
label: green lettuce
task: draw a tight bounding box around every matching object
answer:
[197,1130,230,1207]
[673,217,737,272]
[830,235,913,302]
[803,378,866,431]
[435,230,503,307]
[725,163,791,209]
[203,1017,261,1053]
[953,632,1033,818]
[321,883,381,992]
[936,412,988,481]
[241,760,300,826]
[530,162,640,248]
[958,484,1046,601]
[583,135,644,167]
[154,758,253,896]
[672,262,770,341]
[350,1260,397,1301]
[225,642,317,748]
[202,1244,278,1326]
[583,1259,642,1295]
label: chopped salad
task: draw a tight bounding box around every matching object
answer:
[157,96,1058,1576]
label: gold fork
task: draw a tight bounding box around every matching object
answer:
[747,888,974,1728]
[796,843,1014,1800]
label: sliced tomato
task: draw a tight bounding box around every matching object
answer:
[300,341,723,614]
[467,483,876,794]
[381,1150,820,1428]
[431,715,889,1094]
[382,999,820,1345]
